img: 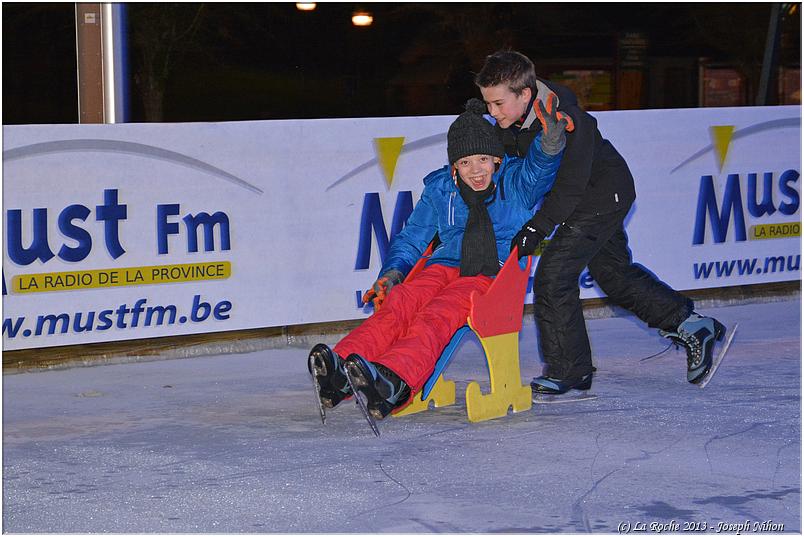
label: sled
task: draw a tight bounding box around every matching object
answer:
[392,249,533,422]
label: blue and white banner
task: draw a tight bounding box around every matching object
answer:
[3,106,800,350]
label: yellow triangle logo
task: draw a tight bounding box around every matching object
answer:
[374,137,405,188]
[709,125,735,172]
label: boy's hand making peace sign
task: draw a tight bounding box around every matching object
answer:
[536,93,574,155]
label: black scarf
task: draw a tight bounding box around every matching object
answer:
[456,176,499,277]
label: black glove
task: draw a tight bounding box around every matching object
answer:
[361,269,404,310]
[510,220,547,259]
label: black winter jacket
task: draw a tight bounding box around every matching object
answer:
[498,77,636,238]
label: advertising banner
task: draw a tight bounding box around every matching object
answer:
[3,106,800,350]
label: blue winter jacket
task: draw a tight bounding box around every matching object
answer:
[379,133,562,277]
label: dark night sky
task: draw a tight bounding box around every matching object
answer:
[2,2,800,124]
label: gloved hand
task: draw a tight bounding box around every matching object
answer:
[510,219,547,259]
[536,93,574,155]
[361,269,404,311]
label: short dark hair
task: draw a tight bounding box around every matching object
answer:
[474,50,537,95]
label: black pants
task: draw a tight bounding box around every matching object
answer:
[533,207,693,380]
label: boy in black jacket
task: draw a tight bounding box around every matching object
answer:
[475,50,728,394]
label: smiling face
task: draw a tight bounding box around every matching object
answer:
[479,84,532,129]
[453,154,500,191]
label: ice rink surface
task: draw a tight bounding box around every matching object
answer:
[3,298,800,533]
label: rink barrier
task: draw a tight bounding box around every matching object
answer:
[4,107,799,353]
[3,281,798,374]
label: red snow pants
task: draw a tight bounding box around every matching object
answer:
[334,264,492,398]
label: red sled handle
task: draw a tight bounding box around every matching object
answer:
[402,241,435,283]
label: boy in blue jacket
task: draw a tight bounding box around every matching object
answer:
[309,98,567,420]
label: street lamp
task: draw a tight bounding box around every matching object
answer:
[352,11,373,26]
[296,3,316,11]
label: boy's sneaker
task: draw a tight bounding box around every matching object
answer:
[531,372,594,395]
[308,344,351,408]
[659,312,726,384]
[344,354,410,420]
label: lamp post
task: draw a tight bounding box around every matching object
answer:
[756,3,783,105]
[75,2,128,123]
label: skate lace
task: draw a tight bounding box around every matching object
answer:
[676,327,702,365]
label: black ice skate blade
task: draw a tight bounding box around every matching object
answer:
[697,322,738,389]
[532,392,598,404]
[309,357,327,425]
[344,367,381,438]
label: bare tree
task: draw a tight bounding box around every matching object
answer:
[129,4,206,121]
[687,4,774,100]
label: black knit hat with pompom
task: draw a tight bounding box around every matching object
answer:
[447,98,505,164]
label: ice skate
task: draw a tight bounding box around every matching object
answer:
[696,323,738,388]
[531,372,594,396]
[659,312,728,385]
[344,354,410,421]
[533,392,598,404]
[308,344,351,424]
